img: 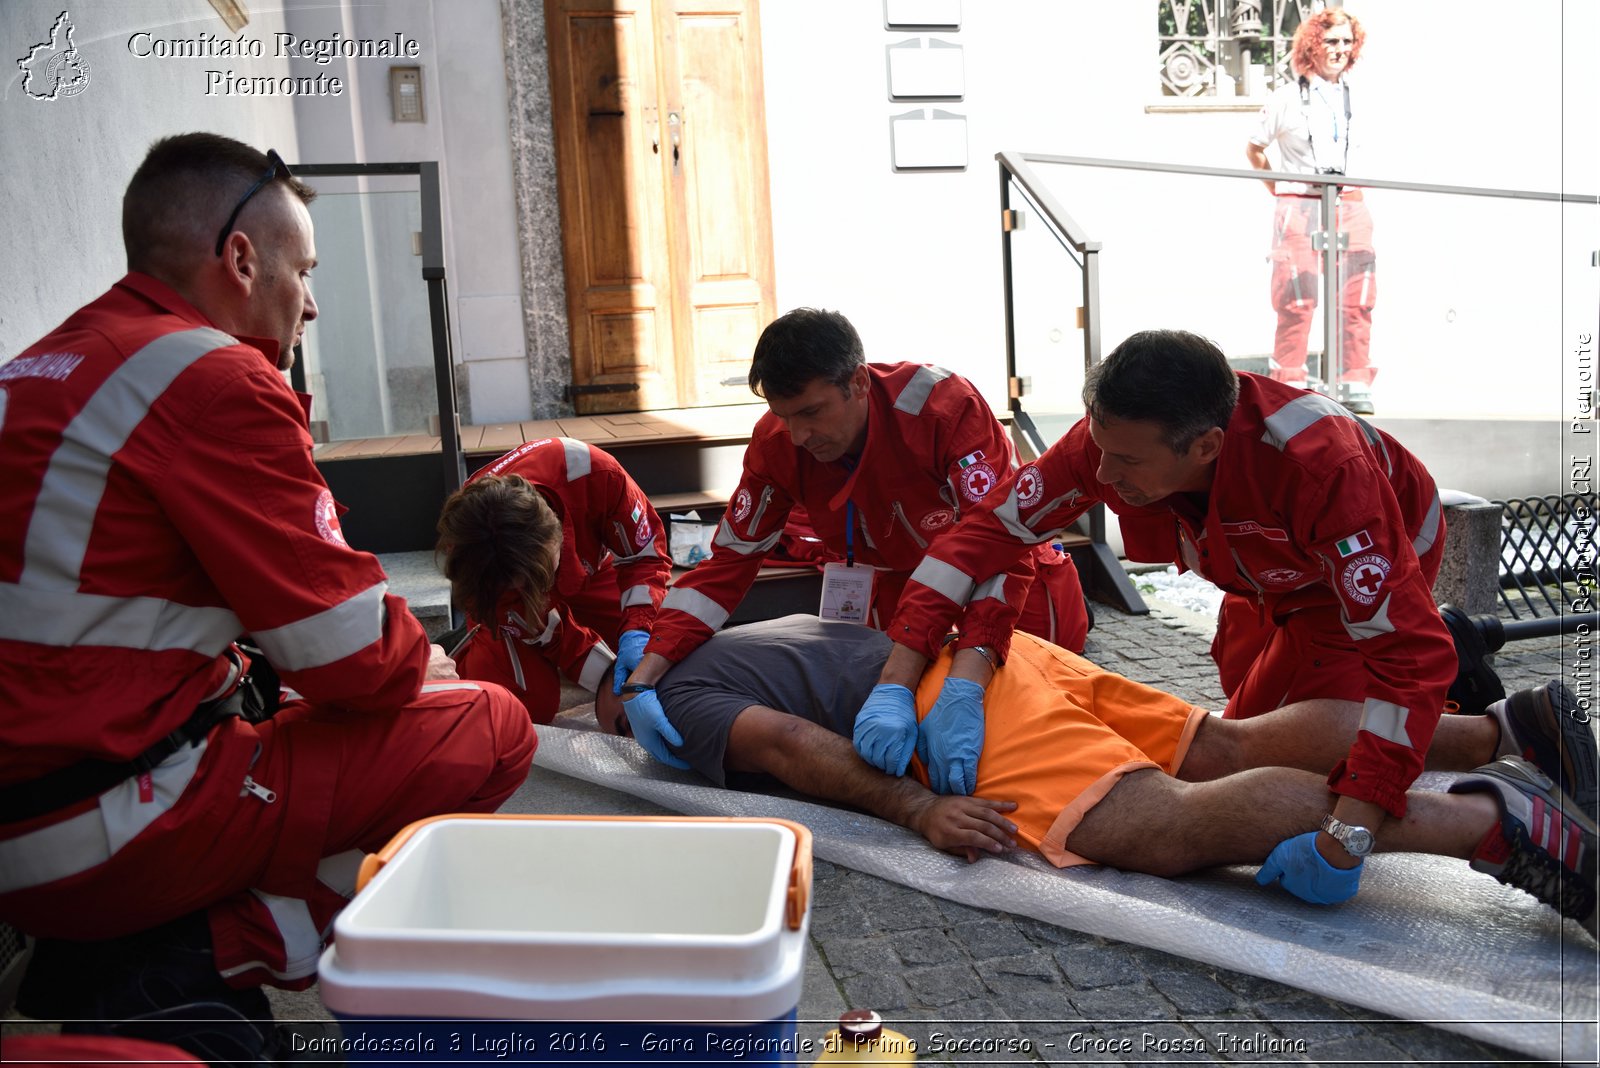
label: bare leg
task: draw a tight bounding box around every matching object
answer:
[724,705,1018,859]
[1179,700,1500,782]
[1068,766,1499,877]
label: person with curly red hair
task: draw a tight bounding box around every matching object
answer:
[1246,7,1378,415]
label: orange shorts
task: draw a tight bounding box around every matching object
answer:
[911,633,1207,868]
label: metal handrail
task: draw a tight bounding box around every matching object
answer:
[1013,152,1600,204]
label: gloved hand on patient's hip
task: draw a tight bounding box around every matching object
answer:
[916,677,986,796]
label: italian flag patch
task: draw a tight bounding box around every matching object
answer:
[630,503,643,522]
[1335,530,1373,558]
[958,450,986,469]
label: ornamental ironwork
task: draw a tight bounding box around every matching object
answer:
[1158,0,1321,97]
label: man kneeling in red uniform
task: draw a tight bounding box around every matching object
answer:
[0,134,536,1063]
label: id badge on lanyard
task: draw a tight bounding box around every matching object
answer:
[818,499,875,623]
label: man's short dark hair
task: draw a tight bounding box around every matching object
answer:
[123,132,316,276]
[436,474,562,626]
[1082,330,1239,452]
[747,308,865,400]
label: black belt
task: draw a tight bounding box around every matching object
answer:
[0,687,246,826]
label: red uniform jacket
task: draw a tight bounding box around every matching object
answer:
[457,438,669,692]
[0,274,431,782]
[892,373,1453,814]
[647,362,1066,663]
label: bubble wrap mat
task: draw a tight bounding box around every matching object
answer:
[529,723,1598,1061]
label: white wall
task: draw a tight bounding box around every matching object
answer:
[284,0,530,426]
[759,0,1599,422]
[1,0,531,426]
[0,0,299,355]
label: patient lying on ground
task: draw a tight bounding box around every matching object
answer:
[643,615,1596,936]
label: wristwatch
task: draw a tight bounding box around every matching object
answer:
[1320,814,1375,857]
[970,645,998,668]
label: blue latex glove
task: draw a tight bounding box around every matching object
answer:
[1255,831,1363,905]
[853,683,918,776]
[612,629,651,695]
[622,688,691,770]
[915,677,986,796]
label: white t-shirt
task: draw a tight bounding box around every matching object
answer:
[1251,74,1356,195]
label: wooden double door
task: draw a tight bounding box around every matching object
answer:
[546,0,776,413]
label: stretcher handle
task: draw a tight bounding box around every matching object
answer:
[356,813,813,931]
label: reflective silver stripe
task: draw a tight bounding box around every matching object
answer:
[611,543,660,565]
[1413,492,1442,557]
[578,643,614,693]
[662,586,730,631]
[619,583,655,609]
[1359,697,1415,749]
[909,556,976,605]
[420,681,484,693]
[972,573,1008,604]
[316,850,366,898]
[991,491,1040,543]
[992,488,1080,544]
[249,581,389,671]
[893,365,951,415]
[1354,417,1392,476]
[0,583,240,653]
[22,328,236,589]
[503,631,525,689]
[1341,595,1396,641]
[0,737,208,894]
[713,516,783,556]
[229,891,322,982]
[561,437,591,480]
[1260,393,1354,451]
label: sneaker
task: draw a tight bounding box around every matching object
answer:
[1487,680,1598,822]
[1440,604,1506,715]
[1449,756,1598,938]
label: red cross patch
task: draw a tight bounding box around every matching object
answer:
[1340,552,1391,606]
[1015,465,1044,507]
[961,462,998,503]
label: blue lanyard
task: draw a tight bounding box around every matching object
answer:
[840,455,857,567]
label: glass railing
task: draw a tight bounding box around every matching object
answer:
[299,183,429,441]
[999,153,1599,424]
[291,162,464,493]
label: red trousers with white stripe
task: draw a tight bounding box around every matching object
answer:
[1269,194,1378,387]
[0,680,535,990]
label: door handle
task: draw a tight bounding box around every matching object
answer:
[668,111,681,174]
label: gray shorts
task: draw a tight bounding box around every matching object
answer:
[655,615,891,784]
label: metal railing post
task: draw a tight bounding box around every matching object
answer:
[1320,181,1342,390]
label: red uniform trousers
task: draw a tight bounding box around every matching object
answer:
[0,681,535,990]
[1213,530,1446,718]
[1269,193,1378,387]
[454,560,626,723]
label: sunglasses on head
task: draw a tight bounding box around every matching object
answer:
[214,149,293,257]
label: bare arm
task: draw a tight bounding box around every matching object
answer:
[1245,141,1277,194]
[728,705,1017,862]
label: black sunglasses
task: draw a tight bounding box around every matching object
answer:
[214,149,293,257]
